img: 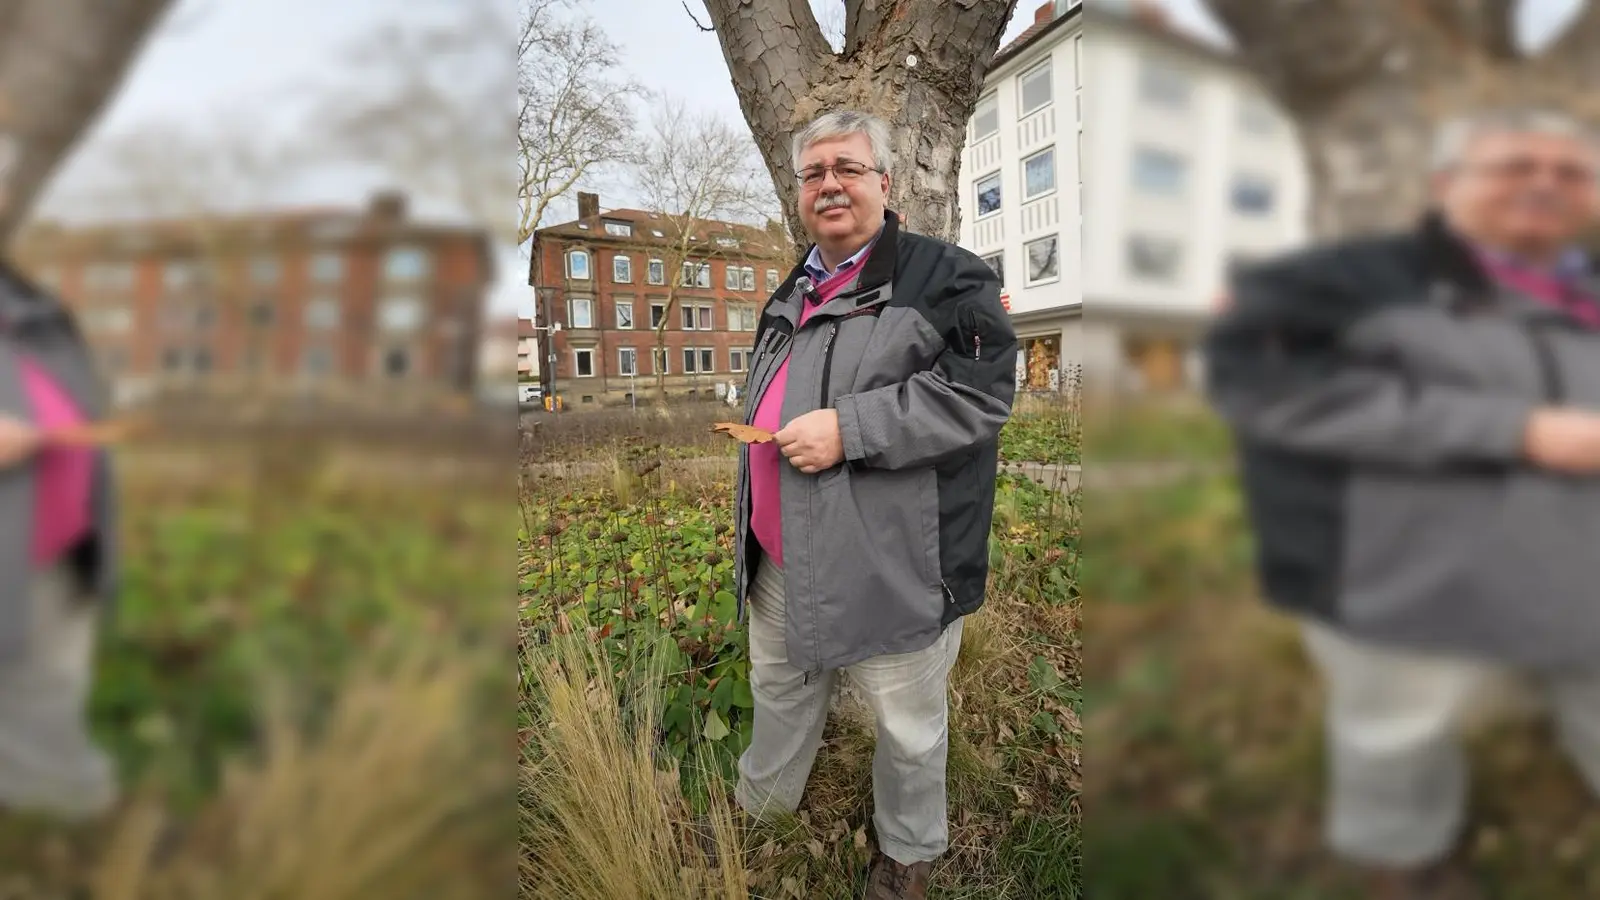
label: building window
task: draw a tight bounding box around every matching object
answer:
[1023,147,1056,199]
[652,347,670,375]
[649,301,667,329]
[250,255,281,285]
[725,264,741,291]
[682,304,698,330]
[972,93,999,141]
[615,300,634,329]
[681,261,712,288]
[728,304,759,331]
[681,304,713,331]
[379,295,424,332]
[249,300,274,327]
[699,348,714,373]
[1019,60,1052,116]
[85,263,134,292]
[304,297,341,330]
[715,236,739,249]
[613,255,632,283]
[302,345,334,375]
[981,252,1004,285]
[1025,235,1060,284]
[618,347,637,376]
[1132,147,1187,195]
[647,258,665,285]
[194,304,217,330]
[164,260,197,290]
[730,349,749,372]
[603,219,632,237]
[975,172,1002,217]
[1127,234,1183,281]
[385,246,431,281]
[192,347,212,373]
[161,347,184,372]
[573,348,595,377]
[1139,59,1191,108]
[311,251,344,282]
[569,297,594,329]
[383,347,410,377]
[740,267,756,292]
[682,348,698,373]
[1231,173,1275,215]
[567,250,591,280]
[765,269,779,292]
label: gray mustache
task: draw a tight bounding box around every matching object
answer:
[814,194,851,213]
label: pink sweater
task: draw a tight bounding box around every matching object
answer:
[18,357,92,567]
[749,265,858,568]
[1476,250,1600,329]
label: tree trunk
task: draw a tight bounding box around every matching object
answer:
[0,0,176,245]
[700,0,1018,246]
[1203,0,1600,239]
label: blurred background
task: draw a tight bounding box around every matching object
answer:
[1079,1,1600,898]
[0,0,515,896]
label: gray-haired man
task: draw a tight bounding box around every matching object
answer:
[732,110,1017,899]
[1207,108,1600,898]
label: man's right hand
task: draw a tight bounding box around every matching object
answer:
[1524,408,1600,474]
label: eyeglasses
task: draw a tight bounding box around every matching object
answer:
[1465,158,1595,185]
[796,161,883,187]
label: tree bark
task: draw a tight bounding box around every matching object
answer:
[700,0,1018,248]
[1204,0,1600,239]
[0,0,176,246]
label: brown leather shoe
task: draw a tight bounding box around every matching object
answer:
[1354,860,1485,900]
[863,850,932,900]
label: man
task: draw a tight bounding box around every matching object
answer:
[732,109,1016,899]
[1206,108,1600,899]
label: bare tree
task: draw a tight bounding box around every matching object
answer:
[630,98,781,400]
[308,0,513,242]
[1197,0,1600,238]
[696,0,1020,244]
[521,0,638,246]
[0,0,179,245]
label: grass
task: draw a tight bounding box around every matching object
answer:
[519,405,1081,898]
[0,425,514,898]
[1086,400,1600,899]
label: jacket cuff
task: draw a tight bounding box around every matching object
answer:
[834,394,868,463]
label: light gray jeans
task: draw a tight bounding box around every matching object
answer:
[736,554,963,864]
[0,565,116,819]
[1303,620,1600,867]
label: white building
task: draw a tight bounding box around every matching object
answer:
[957,0,1086,394]
[957,0,1309,393]
[1079,1,1308,390]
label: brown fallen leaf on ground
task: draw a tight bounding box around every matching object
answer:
[43,418,145,447]
[711,422,774,444]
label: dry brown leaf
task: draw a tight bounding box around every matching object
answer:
[44,418,144,447]
[807,839,824,859]
[854,826,867,849]
[711,422,774,444]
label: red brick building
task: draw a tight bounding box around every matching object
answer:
[10,192,493,406]
[529,192,795,406]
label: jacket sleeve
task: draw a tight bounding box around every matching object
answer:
[833,255,1018,470]
[1205,252,1534,470]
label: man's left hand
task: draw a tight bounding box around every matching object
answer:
[775,409,844,474]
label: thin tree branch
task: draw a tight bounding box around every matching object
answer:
[683,1,714,32]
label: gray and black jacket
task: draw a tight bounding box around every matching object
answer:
[1206,213,1600,669]
[0,264,116,661]
[734,210,1018,675]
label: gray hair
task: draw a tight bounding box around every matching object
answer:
[791,110,893,176]
[1431,108,1600,173]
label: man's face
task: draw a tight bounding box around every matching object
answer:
[796,133,889,249]
[1435,130,1599,254]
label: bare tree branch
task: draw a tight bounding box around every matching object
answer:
[683,1,715,32]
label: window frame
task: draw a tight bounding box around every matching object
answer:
[1018,59,1053,117]
[975,171,1003,218]
[573,348,596,378]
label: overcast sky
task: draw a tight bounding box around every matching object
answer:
[1150,0,1581,47]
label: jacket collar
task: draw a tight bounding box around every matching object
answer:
[1417,209,1600,292]
[791,208,901,292]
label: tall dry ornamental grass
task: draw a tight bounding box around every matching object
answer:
[522,634,747,900]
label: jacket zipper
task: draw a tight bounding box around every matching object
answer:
[818,321,839,406]
[960,306,981,359]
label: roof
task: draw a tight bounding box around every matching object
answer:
[1088,1,1239,72]
[990,1,1084,71]
[533,207,792,261]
